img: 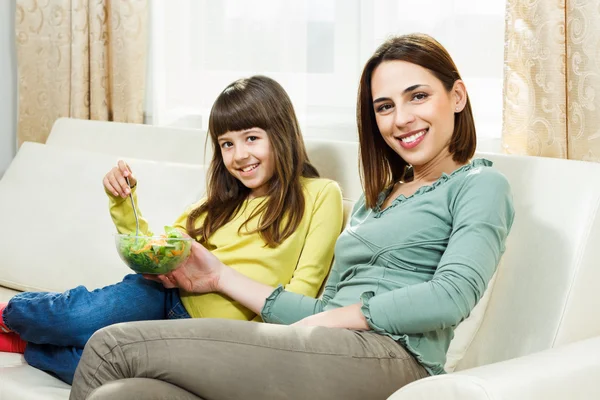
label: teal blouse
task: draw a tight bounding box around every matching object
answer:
[261,159,515,375]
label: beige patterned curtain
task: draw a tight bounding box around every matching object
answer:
[16,0,148,146]
[503,0,600,162]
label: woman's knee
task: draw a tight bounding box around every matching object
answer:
[87,378,202,400]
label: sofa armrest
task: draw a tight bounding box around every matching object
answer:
[387,335,600,400]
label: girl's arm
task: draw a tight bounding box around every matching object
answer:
[104,161,152,235]
[283,181,344,297]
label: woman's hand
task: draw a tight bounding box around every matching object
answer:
[292,303,371,330]
[154,241,225,294]
[103,160,136,198]
[147,238,278,315]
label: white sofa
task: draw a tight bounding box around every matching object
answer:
[1,118,600,400]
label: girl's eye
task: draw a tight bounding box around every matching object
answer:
[221,141,233,149]
[247,136,258,142]
[412,92,428,101]
[376,104,393,113]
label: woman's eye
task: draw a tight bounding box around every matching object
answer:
[412,92,428,101]
[376,104,393,113]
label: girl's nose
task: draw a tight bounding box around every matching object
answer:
[234,146,249,161]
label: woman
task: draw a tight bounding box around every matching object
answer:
[70,34,515,400]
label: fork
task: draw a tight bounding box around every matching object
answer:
[125,177,140,238]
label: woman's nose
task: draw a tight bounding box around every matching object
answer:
[394,106,416,128]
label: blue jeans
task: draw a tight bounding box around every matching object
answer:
[2,274,190,384]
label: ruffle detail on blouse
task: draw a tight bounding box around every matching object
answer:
[259,285,285,323]
[360,291,389,335]
[360,291,446,376]
[374,158,492,217]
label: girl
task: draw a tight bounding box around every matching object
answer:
[71,34,515,400]
[0,76,343,384]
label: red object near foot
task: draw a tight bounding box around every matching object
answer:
[0,302,11,333]
[0,332,26,353]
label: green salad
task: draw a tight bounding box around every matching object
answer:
[117,226,193,274]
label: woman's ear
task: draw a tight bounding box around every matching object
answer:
[452,80,467,113]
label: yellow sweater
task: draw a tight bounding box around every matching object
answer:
[108,177,343,320]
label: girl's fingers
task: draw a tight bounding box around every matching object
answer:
[118,160,129,176]
[103,162,135,197]
[107,170,129,198]
[118,160,137,187]
[113,166,131,196]
[103,176,119,197]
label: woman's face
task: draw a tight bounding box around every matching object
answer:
[371,60,465,168]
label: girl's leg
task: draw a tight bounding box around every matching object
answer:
[7,277,189,384]
[70,319,428,400]
[24,343,83,384]
[3,274,173,348]
[87,378,203,400]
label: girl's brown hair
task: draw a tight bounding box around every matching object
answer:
[357,33,477,208]
[186,76,319,247]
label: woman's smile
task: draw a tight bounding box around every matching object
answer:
[396,128,428,149]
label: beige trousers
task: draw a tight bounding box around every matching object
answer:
[70,318,428,400]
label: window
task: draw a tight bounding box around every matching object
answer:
[150,0,505,148]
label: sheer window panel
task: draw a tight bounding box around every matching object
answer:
[150,0,505,149]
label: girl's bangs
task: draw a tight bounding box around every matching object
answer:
[209,89,270,137]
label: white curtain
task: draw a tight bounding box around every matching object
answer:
[150,0,505,146]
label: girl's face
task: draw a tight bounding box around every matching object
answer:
[218,127,275,198]
[371,60,465,168]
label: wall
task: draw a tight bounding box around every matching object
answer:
[0,1,17,177]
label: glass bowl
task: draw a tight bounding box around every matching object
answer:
[115,234,193,274]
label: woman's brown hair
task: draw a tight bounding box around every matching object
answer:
[357,33,477,208]
[186,76,319,247]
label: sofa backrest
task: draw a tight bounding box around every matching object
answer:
[456,153,600,370]
[47,118,209,165]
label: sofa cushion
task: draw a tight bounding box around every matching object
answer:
[444,271,499,372]
[0,353,70,400]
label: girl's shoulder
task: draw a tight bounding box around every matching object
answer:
[300,176,342,196]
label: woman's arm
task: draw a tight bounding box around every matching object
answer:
[292,303,369,330]
[161,240,329,321]
[162,181,345,324]
[361,170,515,335]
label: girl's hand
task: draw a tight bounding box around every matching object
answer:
[103,160,136,198]
[157,241,226,294]
[292,304,370,330]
